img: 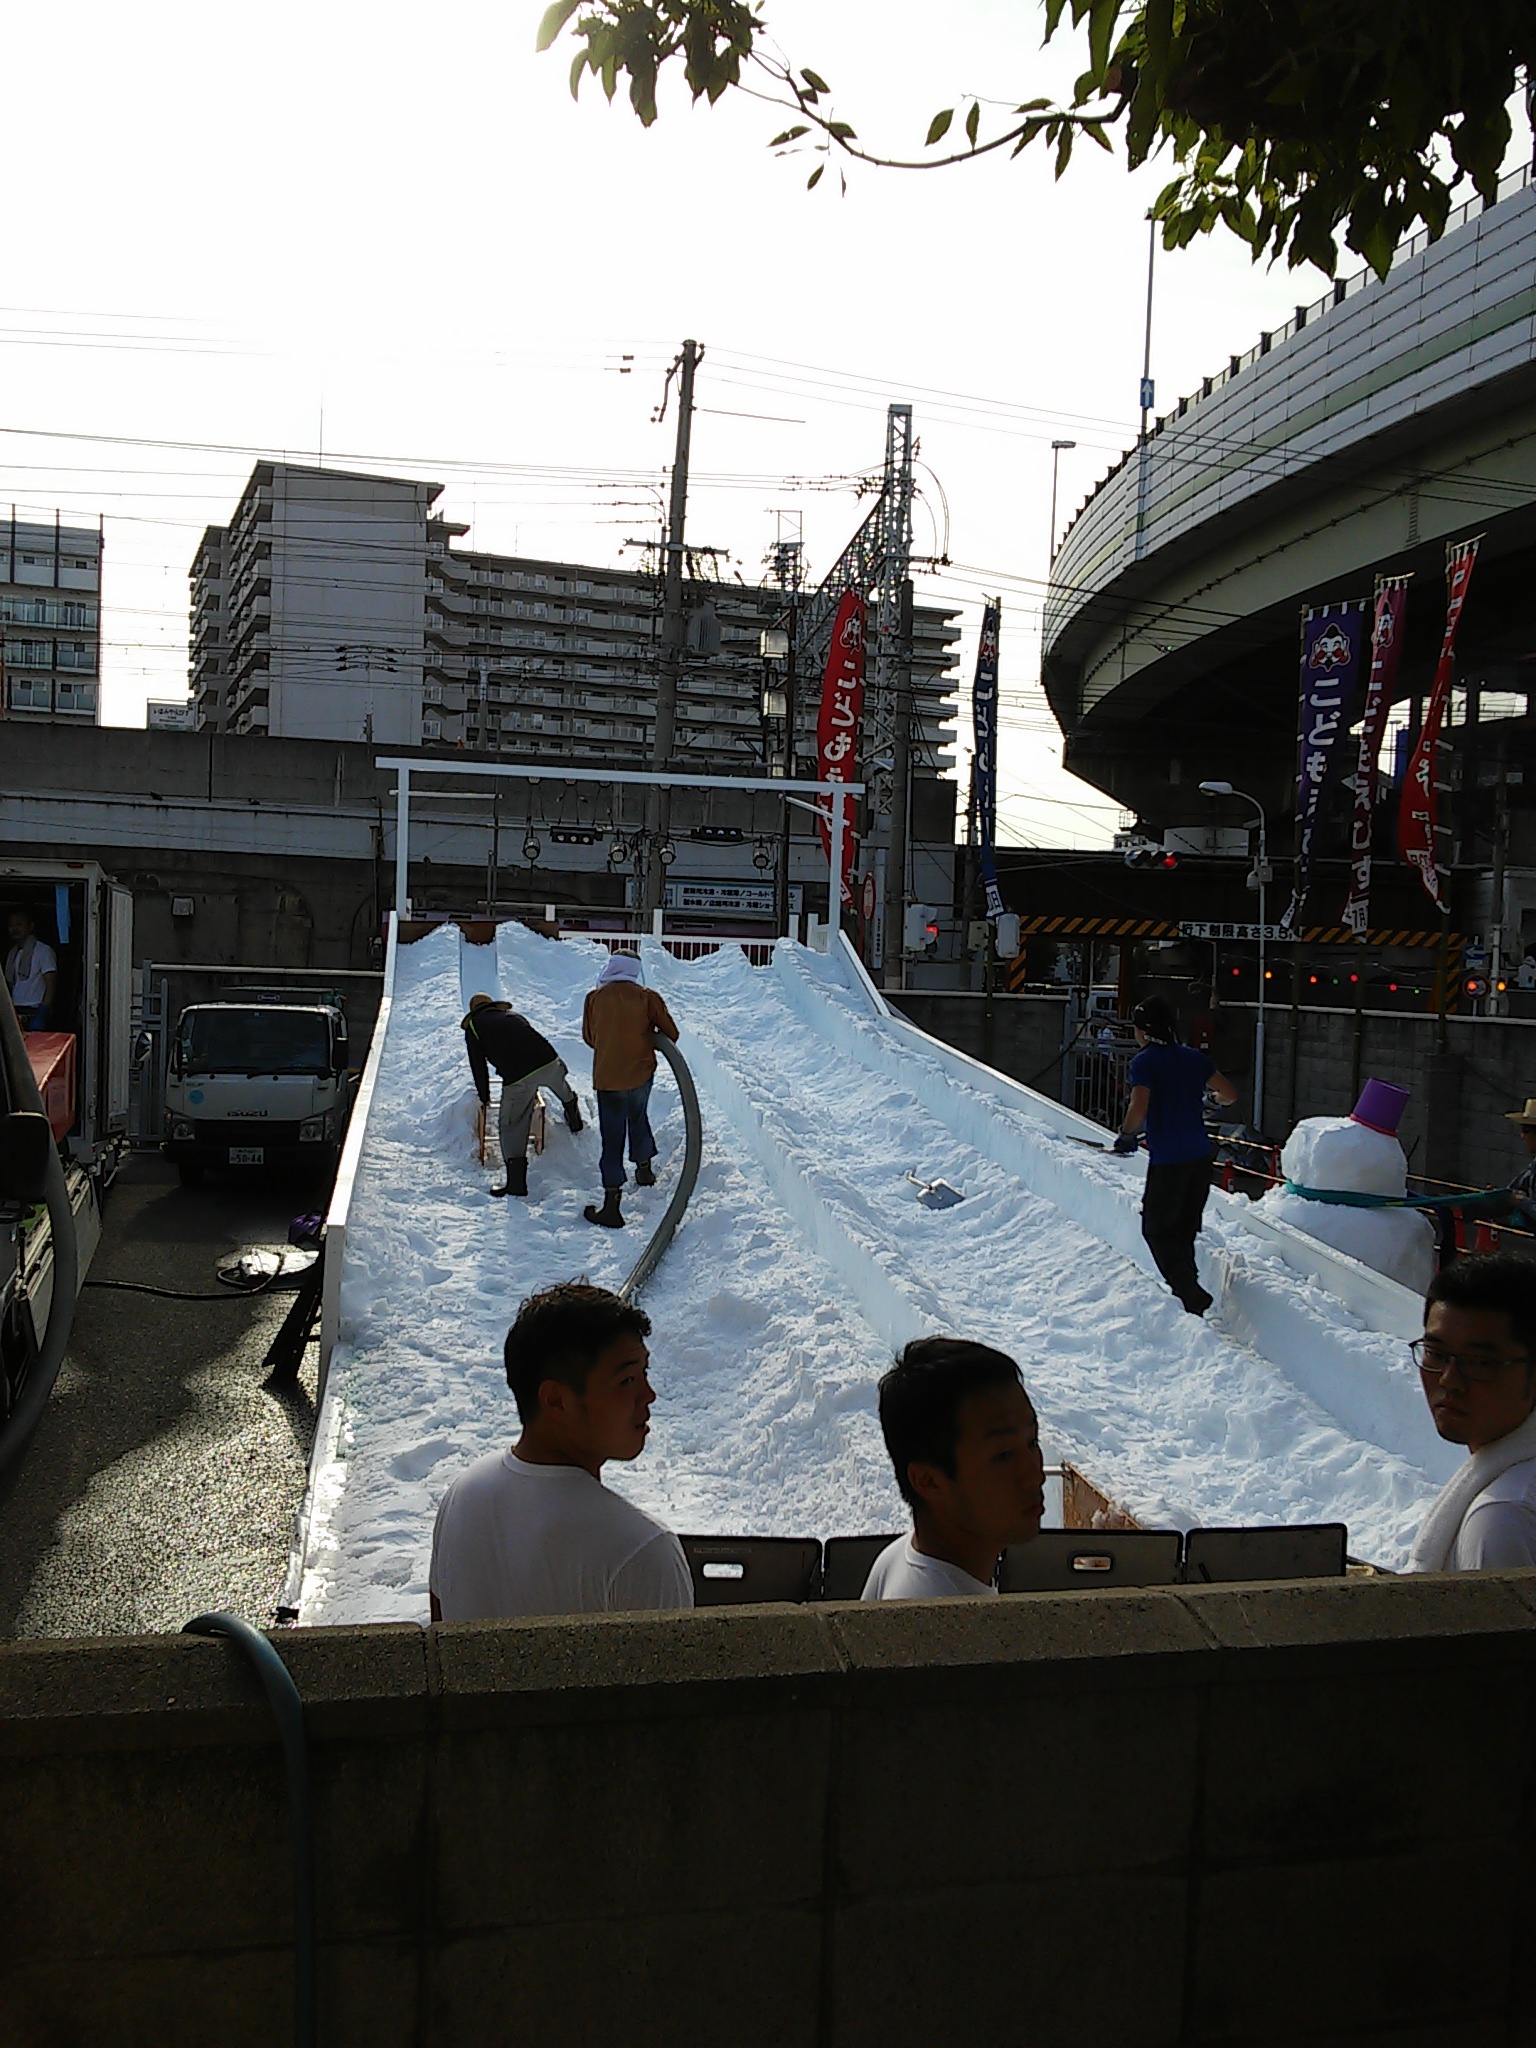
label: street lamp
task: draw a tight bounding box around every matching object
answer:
[1049,440,1076,564]
[1199,779,1271,1133]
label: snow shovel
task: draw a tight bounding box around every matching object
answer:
[476,1101,488,1165]
[907,1172,964,1211]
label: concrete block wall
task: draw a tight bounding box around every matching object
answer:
[890,991,1067,1099]
[3,1578,1535,2046]
[1254,1005,1536,1186]
[893,990,1536,1191]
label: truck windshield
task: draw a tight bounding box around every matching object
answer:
[181,1010,331,1074]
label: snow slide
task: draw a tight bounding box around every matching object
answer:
[298,924,1457,1624]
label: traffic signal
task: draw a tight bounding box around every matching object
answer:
[994,912,1021,956]
[903,904,940,954]
[1123,846,1179,872]
[1463,972,1488,1002]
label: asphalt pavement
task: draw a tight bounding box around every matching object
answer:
[0,1152,321,1638]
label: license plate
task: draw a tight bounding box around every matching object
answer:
[228,1146,265,1166]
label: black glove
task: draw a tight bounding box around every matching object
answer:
[1113,1132,1140,1155]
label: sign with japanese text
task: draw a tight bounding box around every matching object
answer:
[1280,600,1367,933]
[1341,575,1411,934]
[971,601,1005,918]
[815,589,866,914]
[1398,538,1482,911]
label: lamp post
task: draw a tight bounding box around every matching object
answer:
[1200,779,1270,1132]
[1048,439,1076,564]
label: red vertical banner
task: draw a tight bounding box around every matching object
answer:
[1398,538,1482,911]
[815,589,865,914]
[1341,574,1411,934]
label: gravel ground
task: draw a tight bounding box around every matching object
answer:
[0,1152,321,1638]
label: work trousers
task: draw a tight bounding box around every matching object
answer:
[1140,1155,1213,1312]
[497,1058,578,1167]
[597,1080,656,1189]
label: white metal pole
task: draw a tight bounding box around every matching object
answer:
[829,788,845,930]
[1254,804,1268,1132]
[394,765,410,920]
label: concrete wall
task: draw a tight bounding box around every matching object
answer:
[3,1577,1535,2046]
[896,988,1536,1190]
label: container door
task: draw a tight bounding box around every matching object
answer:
[104,884,134,1133]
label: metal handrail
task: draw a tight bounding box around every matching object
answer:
[618,1032,703,1303]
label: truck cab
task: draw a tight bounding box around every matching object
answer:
[162,988,354,1187]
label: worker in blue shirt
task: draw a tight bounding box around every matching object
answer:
[1113,997,1237,1317]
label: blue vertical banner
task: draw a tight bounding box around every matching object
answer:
[971,601,1005,918]
[1280,600,1368,933]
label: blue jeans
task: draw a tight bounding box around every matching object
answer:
[597,1082,655,1189]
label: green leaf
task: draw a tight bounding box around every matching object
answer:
[770,125,810,146]
[827,119,857,141]
[925,107,955,147]
[801,68,830,96]
[965,101,980,148]
[534,0,582,53]
[1086,0,1122,83]
[807,163,824,189]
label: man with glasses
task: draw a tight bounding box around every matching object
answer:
[1408,1254,1536,1572]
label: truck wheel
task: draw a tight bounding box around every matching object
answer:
[177,1161,205,1190]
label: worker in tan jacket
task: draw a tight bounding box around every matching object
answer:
[580,953,679,1229]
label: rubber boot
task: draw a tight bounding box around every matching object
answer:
[491,1157,528,1199]
[564,1099,584,1134]
[584,1187,625,1229]
[635,1158,656,1187]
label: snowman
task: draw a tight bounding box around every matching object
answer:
[1255,1077,1437,1293]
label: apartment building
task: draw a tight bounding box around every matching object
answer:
[193,463,960,786]
[2,513,103,724]
[193,465,437,743]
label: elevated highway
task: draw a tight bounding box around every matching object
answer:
[1043,165,1536,831]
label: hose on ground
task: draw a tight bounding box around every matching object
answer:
[0,983,79,1499]
[618,1033,703,1303]
[181,1612,316,2048]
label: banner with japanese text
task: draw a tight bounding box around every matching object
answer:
[1398,537,1482,912]
[1341,575,1412,934]
[815,589,866,914]
[1281,601,1368,933]
[971,601,1005,917]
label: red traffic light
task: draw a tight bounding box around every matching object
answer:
[1123,846,1180,871]
[1464,974,1488,999]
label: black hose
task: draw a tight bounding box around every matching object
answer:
[83,1272,286,1302]
[0,984,79,1498]
[181,1612,316,2048]
[618,1033,703,1303]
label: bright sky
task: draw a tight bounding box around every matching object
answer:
[3,0,1326,847]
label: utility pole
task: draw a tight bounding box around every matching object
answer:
[644,338,700,920]
[768,521,803,938]
[882,577,915,991]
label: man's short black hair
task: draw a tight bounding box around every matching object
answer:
[503,1280,651,1424]
[1131,997,1178,1044]
[1425,1253,1536,1364]
[877,1337,1026,1510]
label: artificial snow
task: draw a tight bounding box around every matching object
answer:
[1257,1114,1438,1294]
[297,924,1459,1624]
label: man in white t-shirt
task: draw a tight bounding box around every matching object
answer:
[5,908,58,1032]
[1408,1254,1536,1574]
[862,1337,1046,1601]
[429,1280,693,1621]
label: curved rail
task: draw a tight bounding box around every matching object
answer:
[618,1032,703,1303]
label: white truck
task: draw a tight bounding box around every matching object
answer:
[1,858,134,1450]
[161,988,354,1187]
